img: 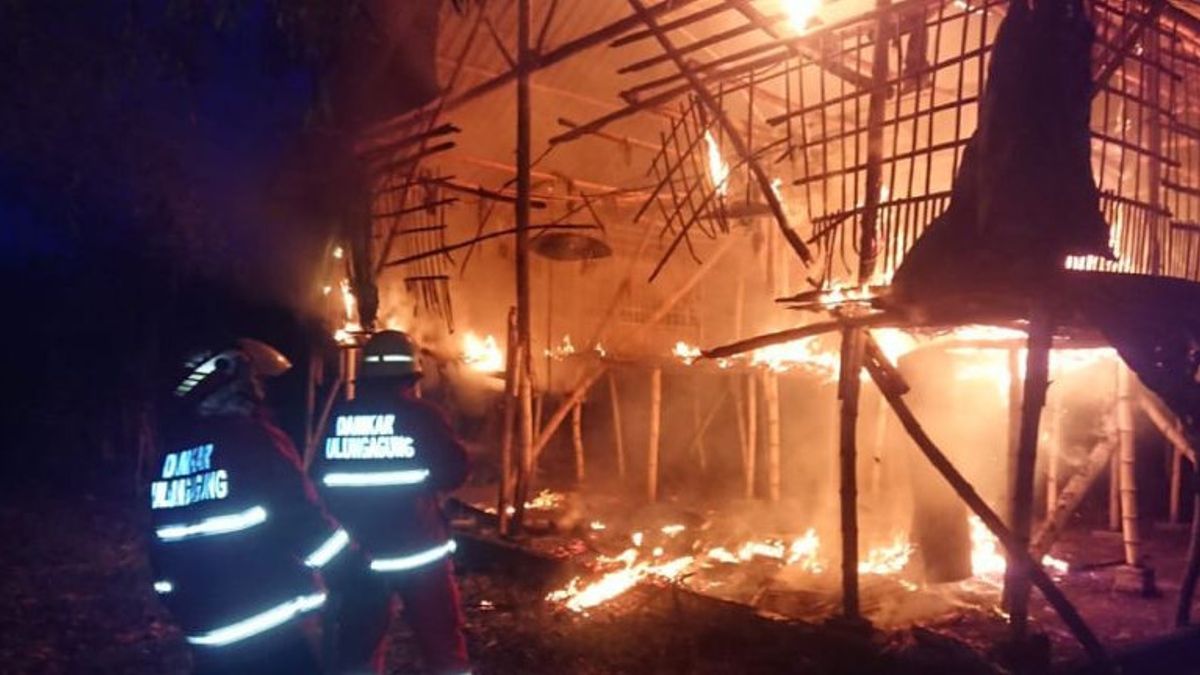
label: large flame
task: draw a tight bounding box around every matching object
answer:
[704,130,731,198]
[969,516,1069,582]
[462,332,504,373]
[783,0,821,33]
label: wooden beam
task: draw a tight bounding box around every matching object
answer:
[647,367,663,502]
[701,313,893,360]
[1004,309,1053,641]
[608,372,627,478]
[626,0,814,266]
[764,370,782,502]
[745,372,758,500]
[1032,437,1117,559]
[498,309,519,536]
[838,326,865,620]
[572,400,586,485]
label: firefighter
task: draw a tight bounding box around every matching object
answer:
[149,338,355,674]
[313,330,470,675]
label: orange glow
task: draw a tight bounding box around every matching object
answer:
[461,332,504,373]
[783,0,821,33]
[704,130,731,198]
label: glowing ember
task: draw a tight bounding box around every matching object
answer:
[783,0,821,33]
[590,520,607,531]
[661,524,687,537]
[546,334,576,360]
[546,551,695,613]
[704,130,731,198]
[332,245,344,260]
[462,332,504,373]
[673,341,702,365]
[631,531,644,548]
[525,489,564,511]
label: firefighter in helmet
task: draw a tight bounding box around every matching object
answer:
[314,330,470,675]
[149,338,355,674]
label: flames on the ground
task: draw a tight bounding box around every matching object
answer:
[547,524,917,614]
[547,516,1074,615]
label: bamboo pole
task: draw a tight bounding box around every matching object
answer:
[1117,363,1142,566]
[702,313,894,360]
[765,370,782,502]
[870,391,889,495]
[1005,310,1053,641]
[498,309,520,535]
[1139,393,1198,464]
[862,335,1109,664]
[838,326,865,620]
[510,0,534,535]
[647,367,663,502]
[685,388,728,470]
[1032,437,1117,559]
[572,400,586,485]
[513,350,535,533]
[692,384,709,471]
[1046,380,1062,515]
[608,372,627,479]
[1177,462,1200,626]
[745,372,758,500]
[1172,444,1184,525]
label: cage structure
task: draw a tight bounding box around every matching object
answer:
[313,0,1200,663]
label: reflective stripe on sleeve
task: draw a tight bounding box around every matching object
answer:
[186,592,327,647]
[321,469,430,487]
[370,540,456,573]
[304,528,350,568]
[156,505,268,542]
[153,580,174,594]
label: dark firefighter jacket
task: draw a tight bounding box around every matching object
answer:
[313,393,468,573]
[148,413,349,647]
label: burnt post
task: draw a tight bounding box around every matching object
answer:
[512,0,534,532]
[647,367,663,502]
[837,325,866,621]
[1004,308,1053,641]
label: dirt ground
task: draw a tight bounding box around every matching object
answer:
[1,491,1197,674]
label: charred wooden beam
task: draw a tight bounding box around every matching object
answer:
[370,197,459,220]
[382,224,597,268]
[838,325,866,620]
[701,314,893,360]
[1031,436,1117,560]
[626,0,813,266]
[1092,0,1168,99]
[361,123,461,161]
[612,2,738,48]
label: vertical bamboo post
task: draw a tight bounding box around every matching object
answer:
[1045,375,1062,515]
[498,309,520,535]
[692,383,708,471]
[512,0,534,534]
[647,367,662,502]
[869,392,889,495]
[572,400,586,484]
[608,372,627,478]
[1171,439,1184,524]
[1110,443,1122,531]
[838,326,866,620]
[1004,310,1053,641]
[764,370,782,502]
[1116,362,1142,566]
[1006,346,1023,519]
[744,372,758,500]
[1177,462,1200,626]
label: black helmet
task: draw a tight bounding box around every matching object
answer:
[174,338,292,402]
[360,330,421,380]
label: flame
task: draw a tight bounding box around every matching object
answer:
[546,334,576,360]
[969,516,1070,582]
[704,130,731,198]
[590,521,607,531]
[751,336,841,378]
[546,549,696,613]
[1066,210,1127,272]
[673,341,702,365]
[783,0,821,33]
[549,527,919,613]
[462,332,504,373]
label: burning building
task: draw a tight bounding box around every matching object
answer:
[303,0,1200,669]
